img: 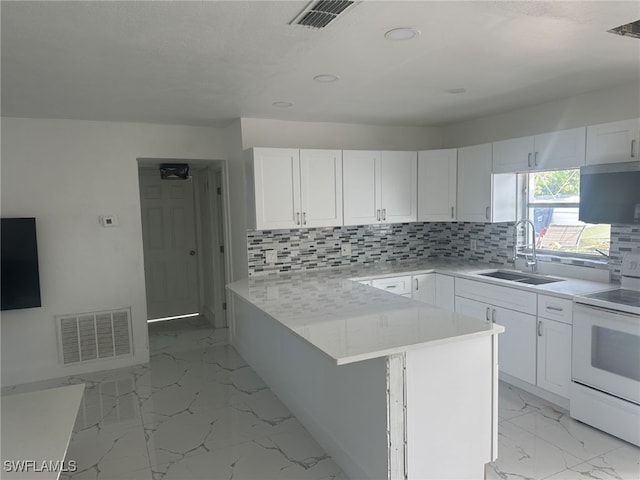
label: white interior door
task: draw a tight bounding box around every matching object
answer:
[139,169,199,320]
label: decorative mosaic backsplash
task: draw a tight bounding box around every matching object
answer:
[247,221,640,280]
[609,224,640,281]
[247,222,516,276]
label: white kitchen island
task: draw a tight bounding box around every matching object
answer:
[227,267,504,480]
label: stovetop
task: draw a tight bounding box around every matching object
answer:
[582,288,640,308]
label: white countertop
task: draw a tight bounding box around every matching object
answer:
[1,384,84,479]
[228,259,614,365]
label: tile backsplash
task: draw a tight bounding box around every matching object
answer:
[247,222,516,276]
[609,224,640,280]
[247,222,640,281]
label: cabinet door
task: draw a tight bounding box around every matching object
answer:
[492,306,537,385]
[343,150,380,225]
[300,149,343,228]
[413,273,436,305]
[457,143,493,222]
[380,151,417,223]
[252,148,301,230]
[435,274,455,312]
[535,127,586,170]
[417,149,457,221]
[586,118,640,165]
[536,317,572,398]
[492,136,534,173]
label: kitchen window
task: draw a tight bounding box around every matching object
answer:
[524,169,610,257]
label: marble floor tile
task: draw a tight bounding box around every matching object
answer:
[498,381,553,421]
[509,405,629,461]
[62,424,151,480]
[8,317,638,480]
[487,420,583,480]
[148,317,228,355]
[544,444,640,480]
[144,401,301,468]
[154,425,344,480]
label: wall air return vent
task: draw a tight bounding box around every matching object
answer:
[291,0,356,29]
[608,19,640,39]
[57,308,132,365]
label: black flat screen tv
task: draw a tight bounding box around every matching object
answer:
[1,217,42,311]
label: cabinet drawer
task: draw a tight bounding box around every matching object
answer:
[371,276,413,296]
[455,278,537,315]
[537,295,573,324]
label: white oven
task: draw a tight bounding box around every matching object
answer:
[572,303,640,405]
[571,253,640,447]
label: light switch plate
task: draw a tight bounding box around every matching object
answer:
[470,239,477,251]
[265,250,277,264]
[341,243,352,256]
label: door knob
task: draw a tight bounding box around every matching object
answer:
[190,250,196,256]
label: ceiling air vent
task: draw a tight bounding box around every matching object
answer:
[291,0,356,29]
[608,19,640,39]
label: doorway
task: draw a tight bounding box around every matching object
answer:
[138,160,229,328]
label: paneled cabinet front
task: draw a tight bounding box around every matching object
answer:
[455,295,536,385]
[492,127,586,173]
[586,118,640,165]
[457,143,516,223]
[250,148,343,230]
[417,149,457,221]
[343,150,417,226]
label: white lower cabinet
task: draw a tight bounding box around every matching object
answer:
[412,273,436,305]
[412,273,455,311]
[536,294,573,398]
[536,317,572,398]
[455,296,536,384]
[371,275,413,298]
[455,283,573,400]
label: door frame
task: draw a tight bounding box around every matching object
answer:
[137,158,233,328]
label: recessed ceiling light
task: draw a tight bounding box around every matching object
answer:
[272,101,294,108]
[445,88,467,95]
[384,27,420,41]
[313,74,339,83]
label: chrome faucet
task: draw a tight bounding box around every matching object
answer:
[513,220,538,273]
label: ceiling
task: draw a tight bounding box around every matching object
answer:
[2,1,639,127]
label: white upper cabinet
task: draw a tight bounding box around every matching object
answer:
[300,149,343,228]
[380,151,418,223]
[343,150,417,225]
[457,143,516,223]
[492,136,534,174]
[417,149,457,221]
[586,118,640,165]
[343,150,380,225]
[535,128,586,170]
[492,127,586,173]
[248,147,342,230]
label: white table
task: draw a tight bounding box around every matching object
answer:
[1,384,84,479]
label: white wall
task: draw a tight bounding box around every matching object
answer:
[1,117,228,387]
[442,81,640,147]
[223,120,249,282]
[240,117,443,151]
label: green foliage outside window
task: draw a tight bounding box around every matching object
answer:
[532,169,580,200]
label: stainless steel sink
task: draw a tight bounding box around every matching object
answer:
[477,270,564,285]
